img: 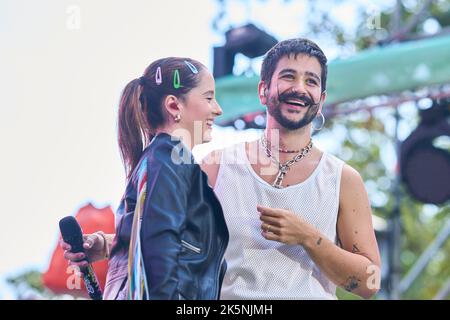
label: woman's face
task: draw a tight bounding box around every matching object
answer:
[179,70,222,145]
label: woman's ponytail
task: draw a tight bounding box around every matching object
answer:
[117,78,152,179]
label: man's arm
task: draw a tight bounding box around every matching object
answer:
[258,164,381,299]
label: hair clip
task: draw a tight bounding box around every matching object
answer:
[155,67,162,85]
[184,60,198,74]
[173,69,182,89]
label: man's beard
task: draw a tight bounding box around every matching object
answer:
[266,89,320,130]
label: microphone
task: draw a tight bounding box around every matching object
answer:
[59,216,103,300]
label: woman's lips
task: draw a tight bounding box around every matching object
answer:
[205,120,213,128]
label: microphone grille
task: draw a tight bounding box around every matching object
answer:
[59,216,84,251]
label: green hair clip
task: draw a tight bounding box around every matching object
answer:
[173,69,182,89]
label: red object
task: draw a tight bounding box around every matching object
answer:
[42,203,115,298]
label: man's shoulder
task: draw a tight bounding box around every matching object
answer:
[322,151,345,167]
[341,162,363,182]
[339,162,366,199]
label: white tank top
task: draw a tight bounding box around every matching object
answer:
[214,141,344,300]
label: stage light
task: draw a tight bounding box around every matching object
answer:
[224,23,278,58]
[213,23,277,78]
[400,98,450,204]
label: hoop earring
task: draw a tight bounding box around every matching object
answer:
[312,112,325,131]
[174,114,181,123]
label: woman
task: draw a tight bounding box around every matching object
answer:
[62,57,228,300]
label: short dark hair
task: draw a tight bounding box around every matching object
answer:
[261,38,328,92]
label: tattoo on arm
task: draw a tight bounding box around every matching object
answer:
[352,244,360,253]
[343,276,361,292]
[317,237,322,245]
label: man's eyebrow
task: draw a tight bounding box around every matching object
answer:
[305,71,321,82]
[278,68,297,75]
[202,90,214,95]
[279,69,321,82]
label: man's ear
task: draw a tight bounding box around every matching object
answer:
[318,90,327,113]
[163,95,183,120]
[258,81,267,105]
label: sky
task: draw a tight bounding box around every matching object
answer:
[0,0,398,298]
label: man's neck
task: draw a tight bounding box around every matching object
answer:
[265,120,312,152]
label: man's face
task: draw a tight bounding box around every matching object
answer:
[263,54,325,130]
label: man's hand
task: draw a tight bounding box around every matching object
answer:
[257,205,317,246]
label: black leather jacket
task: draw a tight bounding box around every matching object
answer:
[103,133,229,300]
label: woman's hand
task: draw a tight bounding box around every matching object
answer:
[60,232,108,268]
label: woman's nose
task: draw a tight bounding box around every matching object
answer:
[214,101,223,116]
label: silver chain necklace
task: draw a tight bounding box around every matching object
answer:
[261,134,313,189]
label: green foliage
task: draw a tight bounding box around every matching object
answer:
[6,270,51,300]
[6,270,80,300]
[336,287,364,300]
[7,270,44,293]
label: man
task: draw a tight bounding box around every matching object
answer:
[201,38,380,299]
[63,38,381,300]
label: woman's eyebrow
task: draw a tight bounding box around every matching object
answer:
[202,90,215,95]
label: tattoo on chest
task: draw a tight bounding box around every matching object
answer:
[352,244,360,253]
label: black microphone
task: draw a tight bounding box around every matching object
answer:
[59,216,103,300]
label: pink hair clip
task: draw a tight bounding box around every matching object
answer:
[155,67,162,85]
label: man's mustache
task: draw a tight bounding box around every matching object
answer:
[277,91,317,107]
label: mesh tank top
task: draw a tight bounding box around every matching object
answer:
[214,141,344,299]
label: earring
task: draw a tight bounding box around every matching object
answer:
[174,114,181,123]
[312,112,325,131]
